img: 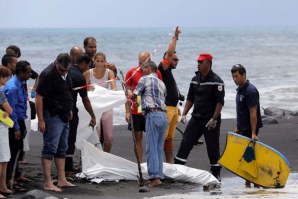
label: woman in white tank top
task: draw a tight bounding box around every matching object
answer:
[84,52,116,153]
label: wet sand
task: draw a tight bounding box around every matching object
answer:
[11,117,298,199]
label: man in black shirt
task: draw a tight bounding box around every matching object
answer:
[36,53,76,192]
[174,53,225,181]
[158,26,181,163]
[65,54,96,172]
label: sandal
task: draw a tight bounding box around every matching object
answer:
[0,191,11,196]
[15,176,32,183]
[13,185,27,193]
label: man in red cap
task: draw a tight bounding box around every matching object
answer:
[174,53,225,181]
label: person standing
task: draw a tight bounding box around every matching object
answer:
[158,26,182,163]
[231,64,263,187]
[125,51,163,162]
[65,54,96,172]
[129,61,167,187]
[1,54,18,74]
[3,60,32,190]
[84,52,116,152]
[5,45,39,165]
[0,66,13,197]
[174,53,225,181]
[83,37,97,65]
[69,46,84,65]
[36,53,75,192]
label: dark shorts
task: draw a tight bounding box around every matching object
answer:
[240,129,259,138]
[128,114,146,132]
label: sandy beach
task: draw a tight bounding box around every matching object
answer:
[9,116,298,199]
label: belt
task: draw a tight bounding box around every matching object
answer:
[145,108,165,113]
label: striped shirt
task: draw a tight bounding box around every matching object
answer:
[134,73,167,112]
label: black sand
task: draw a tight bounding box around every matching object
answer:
[10,117,298,199]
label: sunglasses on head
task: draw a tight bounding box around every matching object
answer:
[233,64,242,68]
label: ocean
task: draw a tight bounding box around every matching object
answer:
[1,27,298,125]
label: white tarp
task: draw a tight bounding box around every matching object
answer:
[80,140,219,186]
[31,85,127,150]
[75,85,126,149]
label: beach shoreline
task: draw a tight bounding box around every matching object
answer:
[12,116,298,199]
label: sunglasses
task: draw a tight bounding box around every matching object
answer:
[232,64,245,69]
[172,58,179,62]
[58,66,69,72]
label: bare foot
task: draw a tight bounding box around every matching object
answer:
[149,178,161,187]
[57,180,76,188]
[0,188,12,194]
[0,193,6,199]
[44,184,62,192]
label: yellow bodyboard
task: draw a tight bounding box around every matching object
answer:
[0,109,14,128]
[218,132,291,188]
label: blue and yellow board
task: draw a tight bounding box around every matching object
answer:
[218,132,291,188]
[0,109,14,128]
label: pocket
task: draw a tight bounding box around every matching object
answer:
[153,112,167,128]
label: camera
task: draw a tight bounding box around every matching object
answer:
[178,93,185,101]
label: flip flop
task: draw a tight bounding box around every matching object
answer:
[0,191,12,196]
[15,176,32,182]
[13,185,27,193]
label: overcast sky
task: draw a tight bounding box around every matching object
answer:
[1,0,297,28]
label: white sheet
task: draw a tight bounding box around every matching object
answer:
[31,85,126,150]
[80,140,219,186]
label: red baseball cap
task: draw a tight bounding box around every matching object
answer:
[197,53,213,62]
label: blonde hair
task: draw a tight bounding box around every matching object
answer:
[94,52,106,61]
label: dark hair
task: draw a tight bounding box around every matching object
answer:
[6,45,21,58]
[76,54,92,65]
[0,66,12,78]
[142,61,157,72]
[1,54,15,66]
[15,60,30,75]
[56,53,71,68]
[83,37,96,47]
[231,64,246,75]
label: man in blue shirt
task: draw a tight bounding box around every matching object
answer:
[4,60,32,188]
[231,64,263,187]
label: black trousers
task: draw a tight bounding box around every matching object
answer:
[176,116,221,165]
[7,120,26,178]
[65,111,79,170]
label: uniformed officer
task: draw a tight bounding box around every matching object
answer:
[174,53,225,181]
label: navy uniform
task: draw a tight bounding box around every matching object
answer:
[174,68,225,180]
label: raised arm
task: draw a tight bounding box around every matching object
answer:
[162,26,181,70]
